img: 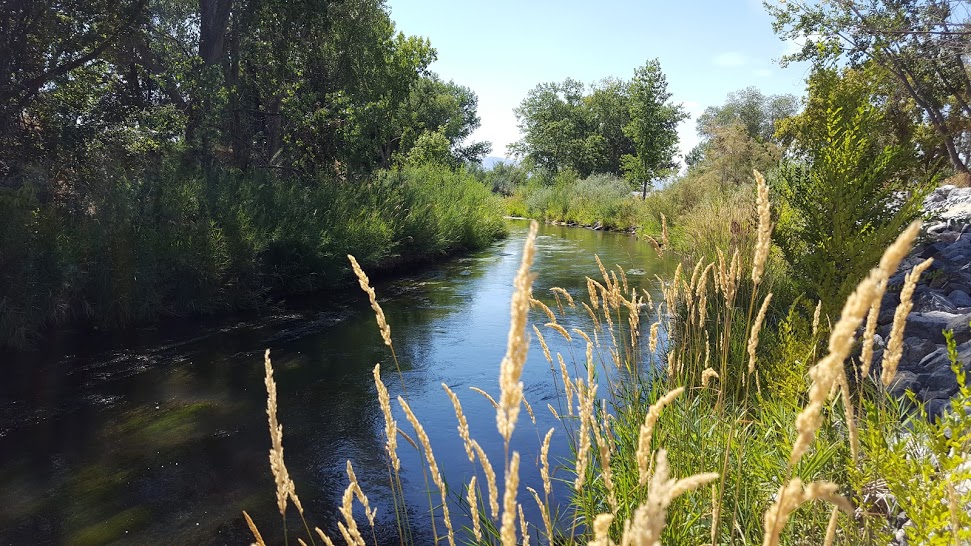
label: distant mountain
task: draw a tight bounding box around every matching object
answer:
[481,156,517,169]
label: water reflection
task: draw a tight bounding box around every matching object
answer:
[0,220,671,545]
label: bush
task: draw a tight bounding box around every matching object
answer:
[0,161,505,349]
[774,100,930,315]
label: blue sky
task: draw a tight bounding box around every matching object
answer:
[386,0,812,162]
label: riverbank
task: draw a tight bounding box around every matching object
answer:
[0,163,506,350]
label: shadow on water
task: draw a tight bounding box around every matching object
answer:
[0,220,672,545]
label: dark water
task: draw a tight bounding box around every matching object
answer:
[0,221,669,545]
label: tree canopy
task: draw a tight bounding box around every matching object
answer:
[0,0,489,194]
[509,60,685,195]
[767,0,971,178]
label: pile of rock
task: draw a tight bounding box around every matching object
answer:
[873,185,971,418]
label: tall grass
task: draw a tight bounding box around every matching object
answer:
[248,172,970,545]
[506,174,644,230]
[0,162,505,349]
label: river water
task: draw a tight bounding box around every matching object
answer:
[0,220,669,545]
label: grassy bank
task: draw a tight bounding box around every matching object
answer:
[0,163,505,349]
[249,176,969,545]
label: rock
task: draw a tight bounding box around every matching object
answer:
[896,336,938,372]
[913,291,958,314]
[904,311,971,344]
[887,370,921,396]
[949,289,971,308]
[936,230,962,244]
[925,398,950,420]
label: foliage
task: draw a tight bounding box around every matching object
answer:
[767,0,971,177]
[774,77,930,313]
[0,162,504,348]
[621,59,688,198]
[509,63,685,191]
[508,174,643,230]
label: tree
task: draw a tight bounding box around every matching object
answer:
[621,59,687,199]
[586,78,635,175]
[509,79,598,175]
[775,76,931,313]
[767,0,971,179]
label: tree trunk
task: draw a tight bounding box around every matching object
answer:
[199,0,233,64]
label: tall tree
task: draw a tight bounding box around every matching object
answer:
[509,79,597,175]
[622,59,687,199]
[767,0,971,178]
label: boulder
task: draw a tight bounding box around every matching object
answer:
[949,289,971,308]
[895,337,939,372]
[913,291,958,314]
[903,311,971,344]
[887,370,921,396]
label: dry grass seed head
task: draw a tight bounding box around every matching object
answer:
[533,325,552,363]
[530,297,556,323]
[761,478,852,546]
[546,322,572,342]
[497,221,539,444]
[881,258,933,387]
[860,294,881,379]
[623,449,718,546]
[587,277,601,310]
[470,386,500,409]
[550,286,576,307]
[398,396,455,546]
[242,511,266,546]
[467,477,482,542]
[470,439,500,519]
[263,349,301,517]
[500,452,521,546]
[442,383,474,463]
[752,169,772,287]
[527,486,554,544]
[372,364,400,472]
[348,255,392,348]
[747,293,773,374]
[812,299,822,338]
[649,320,661,354]
[701,367,719,388]
[541,427,554,496]
[636,387,684,485]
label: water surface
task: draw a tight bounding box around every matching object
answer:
[0,221,669,545]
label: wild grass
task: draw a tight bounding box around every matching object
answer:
[247,171,970,545]
[0,162,505,349]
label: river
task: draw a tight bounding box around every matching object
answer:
[0,220,670,545]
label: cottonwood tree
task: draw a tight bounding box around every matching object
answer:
[622,59,687,199]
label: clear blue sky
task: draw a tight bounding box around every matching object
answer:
[385,0,812,162]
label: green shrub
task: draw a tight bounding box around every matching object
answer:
[774,100,930,315]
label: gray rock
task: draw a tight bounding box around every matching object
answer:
[904,311,971,344]
[913,291,958,314]
[888,370,921,396]
[936,230,962,244]
[949,289,971,308]
[895,337,938,372]
[925,398,950,420]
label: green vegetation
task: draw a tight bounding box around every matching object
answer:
[0,1,504,348]
[254,208,970,545]
[0,163,504,348]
